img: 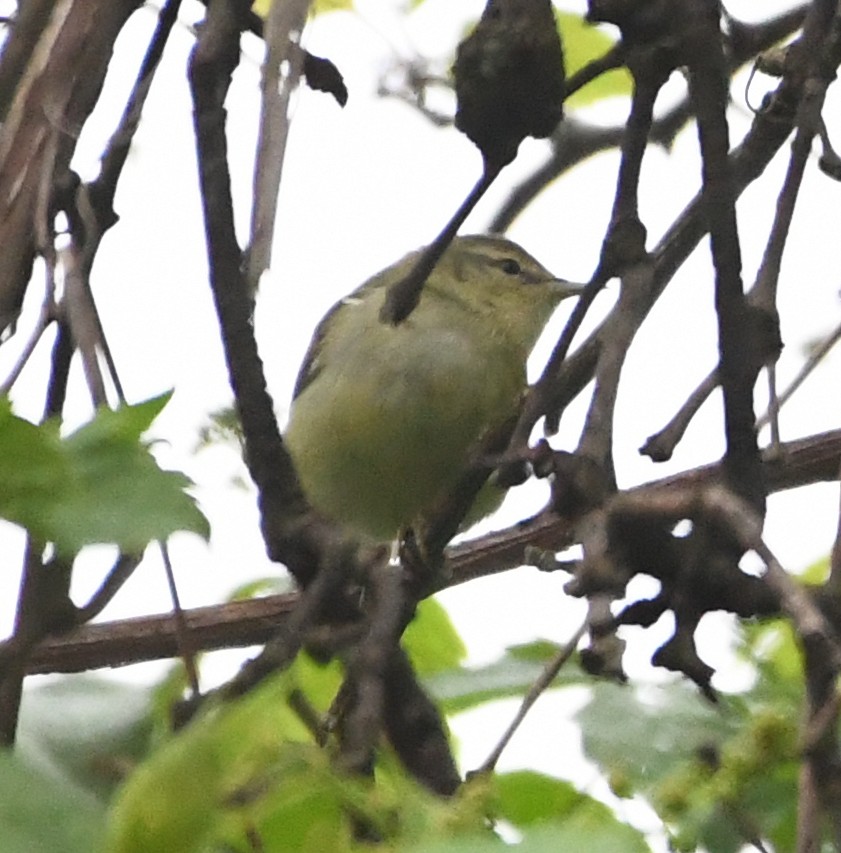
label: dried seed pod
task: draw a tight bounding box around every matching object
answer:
[454,0,565,168]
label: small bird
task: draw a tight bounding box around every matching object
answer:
[285,235,582,542]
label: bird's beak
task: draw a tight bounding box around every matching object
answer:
[551,278,587,297]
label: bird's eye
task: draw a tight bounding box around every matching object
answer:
[500,258,521,275]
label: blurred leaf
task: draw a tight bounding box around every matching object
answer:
[0,751,106,853]
[427,640,589,715]
[107,664,499,853]
[495,770,586,824]
[739,619,804,689]
[374,770,498,851]
[404,597,467,676]
[494,770,650,850]
[106,672,326,853]
[194,404,243,454]
[289,650,344,714]
[16,676,154,801]
[0,393,208,554]
[404,836,505,852]
[559,12,632,107]
[515,819,650,853]
[106,652,369,853]
[407,772,639,852]
[217,743,354,853]
[311,0,354,16]
[578,680,737,791]
[798,556,830,585]
[579,668,806,852]
[507,638,569,662]
[227,574,295,600]
[654,726,800,853]
[252,0,352,19]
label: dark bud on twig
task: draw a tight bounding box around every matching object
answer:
[453,0,565,169]
[302,51,348,107]
[754,44,789,77]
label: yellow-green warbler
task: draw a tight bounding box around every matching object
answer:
[285,235,582,541]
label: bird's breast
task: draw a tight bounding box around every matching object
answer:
[285,319,526,539]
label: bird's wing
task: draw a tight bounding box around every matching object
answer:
[291,279,385,400]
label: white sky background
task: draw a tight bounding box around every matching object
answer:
[1,0,840,840]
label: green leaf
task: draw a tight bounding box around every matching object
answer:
[506,638,568,662]
[311,0,353,12]
[227,574,296,601]
[515,818,651,853]
[579,670,805,851]
[0,393,209,554]
[0,751,106,853]
[577,680,736,792]
[16,677,154,801]
[559,12,632,107]
[108,658,504,853]
[0,397,68,527]
[403,836,506,853]
[495,771,651,852]
[194,404,243,453]
[798,555,830,584]
[404,598,467,676]
[252,0,352,19]
[496,771,584,824]
[106,665,349,853]
[427,640,589,715]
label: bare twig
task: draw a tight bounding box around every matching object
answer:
[705,485,840,666]
[476,618,587,774]
[74,553,141,623]
[20,427,841,676]
[643,0,841,465]
[758,319,841,431]
[160,541,200,698]
[491,5,810,233]
[246,0,311,292]
[0,262,56,396]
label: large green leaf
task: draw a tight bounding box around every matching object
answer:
[0,751,106,853]
[105,661,358,853]
[0,397,68,527]
[0,394,208,554]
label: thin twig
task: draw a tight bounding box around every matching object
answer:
[19,426,841,675]
[246,0,311,292]
[74,553,141,623]
[160,541,200,698]
[475,619,587,774]
[757,320,841,430]
[0,270,55,395]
